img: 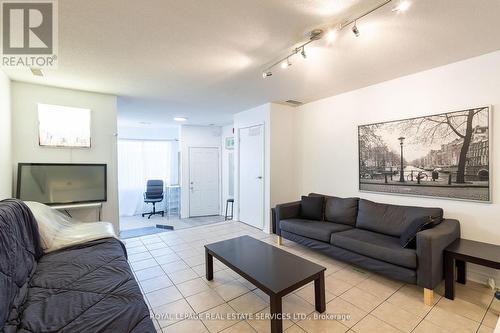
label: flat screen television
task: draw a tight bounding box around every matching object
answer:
[16,163,107,205]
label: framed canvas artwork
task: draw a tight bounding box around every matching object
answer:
[358,106,491,202]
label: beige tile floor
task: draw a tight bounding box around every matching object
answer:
[120,214,226,231]
[124,221,499,333]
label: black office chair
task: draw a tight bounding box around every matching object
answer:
[142,180,165,219]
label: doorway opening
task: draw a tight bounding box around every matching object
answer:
[117,139,181,238]
[117,138,226,239]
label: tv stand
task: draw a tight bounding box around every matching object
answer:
[51,202,103,221]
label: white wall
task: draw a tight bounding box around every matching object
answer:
[221,124,234,216]
[118,124,179,141]
[0,71,11,199]
[270,104,297,207]
[11,82,120,231]
[233,103,297,233]
[179,125,222,218]
[295,50,500,283]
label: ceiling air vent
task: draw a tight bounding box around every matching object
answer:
[30,68,44,77]
[284,100,303,107]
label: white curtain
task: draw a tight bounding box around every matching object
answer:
[118,140,173,216]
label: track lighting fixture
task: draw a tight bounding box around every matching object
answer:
[261,0,410,78]
[280,58,291,69]
[262,71,272,78]
[261,29,321,78]
[352,21,360,37]
[301,47,307,59]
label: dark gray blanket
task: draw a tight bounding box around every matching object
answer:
[0,199,155,333]
[1,199,43,331]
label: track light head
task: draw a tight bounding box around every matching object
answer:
[260,0,409,79]
[280,58,291,69]
[309,29,324,41]
[352,22,360,37]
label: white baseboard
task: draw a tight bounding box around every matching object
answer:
[467,263,500,288]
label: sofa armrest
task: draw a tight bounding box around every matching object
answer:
[416,219,460,289]
[275,201,301,235]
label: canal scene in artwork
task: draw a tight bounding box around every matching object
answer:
[358,107,490,201]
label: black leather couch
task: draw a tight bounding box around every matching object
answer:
[275,193,460,304]
[0,199,155,333]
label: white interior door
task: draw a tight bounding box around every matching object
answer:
[189,147,220,217]
[239,125,264,229]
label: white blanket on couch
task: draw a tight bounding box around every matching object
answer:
[25,201,117,253]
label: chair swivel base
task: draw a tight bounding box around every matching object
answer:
[142,211,164,219]
[142,202,164,219]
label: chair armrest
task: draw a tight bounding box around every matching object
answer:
[416,219,460,289]
[275,201,301,235]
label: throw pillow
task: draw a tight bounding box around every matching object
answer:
[300,195,324,221]
[423,215,443,230]
[400,216,441,248]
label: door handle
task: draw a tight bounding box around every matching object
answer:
[257,176,263,179]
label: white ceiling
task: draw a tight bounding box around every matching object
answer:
[4,0,500,126]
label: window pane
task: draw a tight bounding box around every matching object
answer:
[38,103,91,147]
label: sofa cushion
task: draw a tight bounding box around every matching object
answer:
[280,219,352,242]
[330,229,417,269]
[300,196,324,221]
[20,238,155,333]
[281,230,417,284]
[356,199,444,237]
[324,197,359,226]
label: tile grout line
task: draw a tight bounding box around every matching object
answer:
[149,233,209,332]
[141,223,252,332]
[340,276,406,332]
[161,225,263,332]
[139,228,336,329]
[409,289,450,333]
[130,222,492,333]
[476,295,495,333]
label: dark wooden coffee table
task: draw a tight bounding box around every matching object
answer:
[444,238,500,300]
[205,235,326,333]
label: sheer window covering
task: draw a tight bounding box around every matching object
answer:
[118,140,173,216]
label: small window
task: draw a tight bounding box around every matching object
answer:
[38,103,91,148]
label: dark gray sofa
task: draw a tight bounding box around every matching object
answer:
[0,199,155,333]
[275,193,460,304]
